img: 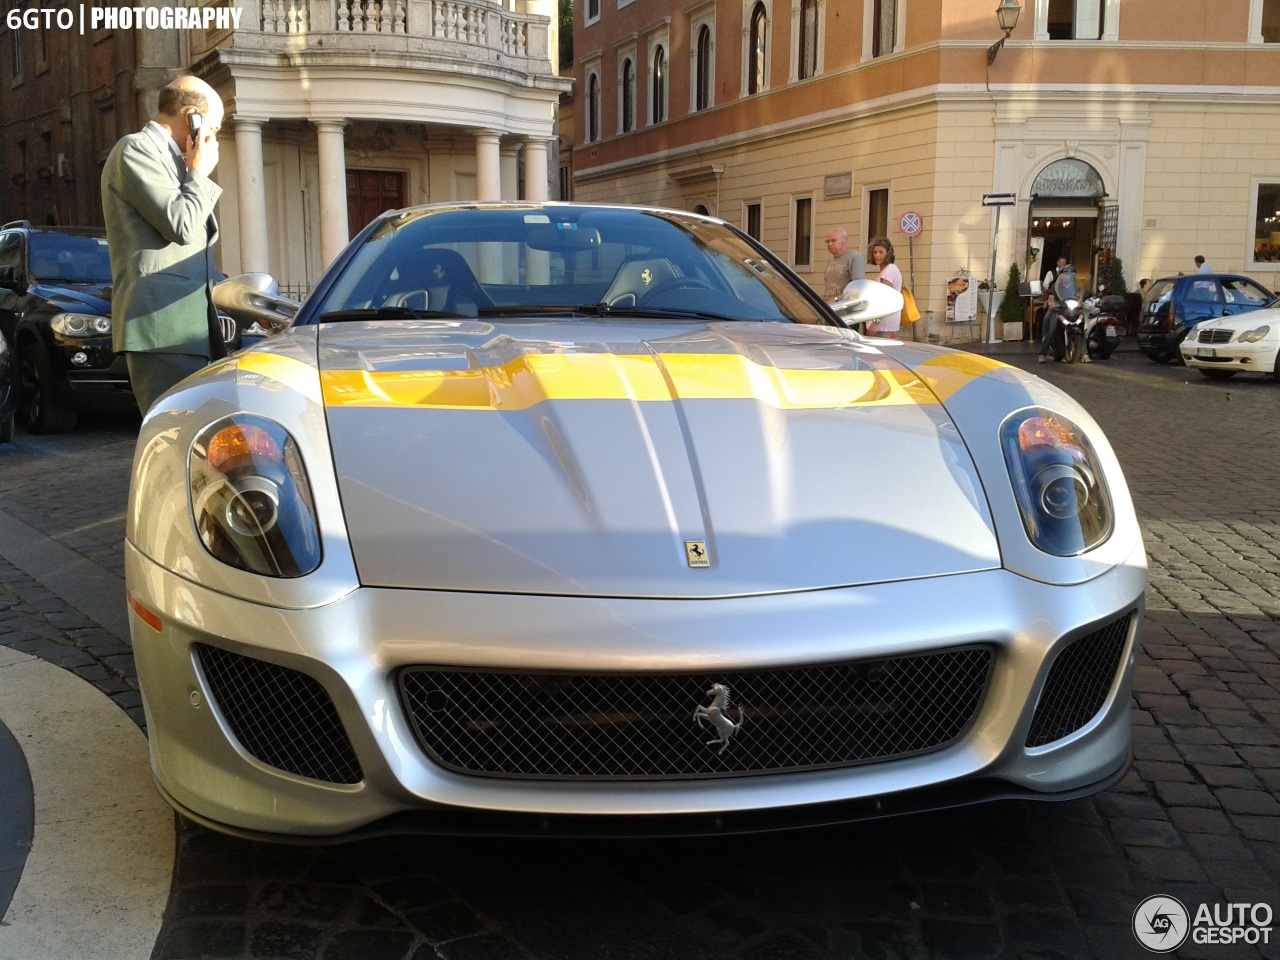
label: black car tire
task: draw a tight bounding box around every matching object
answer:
[0,412,13,444]
[17,340,78,434]
[1199,369,1237,381]
[1144,350,1171,363]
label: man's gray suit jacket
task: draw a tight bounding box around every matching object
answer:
[101,125,226,358]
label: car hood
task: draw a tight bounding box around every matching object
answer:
[318,320,1000,597]
[30,281,112,315]
[1193,307,1280,331]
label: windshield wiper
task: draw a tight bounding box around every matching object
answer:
[317,307,469,322]
[575,303,765,323]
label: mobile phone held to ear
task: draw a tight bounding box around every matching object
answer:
[187,112,204,147]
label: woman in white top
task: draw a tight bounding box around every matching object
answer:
[867,237,902,337]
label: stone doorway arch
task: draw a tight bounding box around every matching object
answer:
[1027,157,1110,296]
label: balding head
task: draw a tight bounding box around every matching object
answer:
[157,75,224,131]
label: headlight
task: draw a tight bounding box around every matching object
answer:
[1000,408,1114,557]
[1238,326,1270,343]
[50,312,111,337]
[189,415,322,577]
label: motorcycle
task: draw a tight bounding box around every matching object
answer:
[1083,294,1124,361]
[1046,298,1088,363]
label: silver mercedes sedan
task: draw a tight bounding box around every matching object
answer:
[125,203,1146,840]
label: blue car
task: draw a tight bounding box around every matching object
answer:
[1137,272,1277,363]
[0,327,15,442]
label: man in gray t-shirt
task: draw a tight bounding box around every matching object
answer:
[823,228,866,301]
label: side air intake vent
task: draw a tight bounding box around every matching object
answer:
[1026,613,1133,748]
[195,643,363,784]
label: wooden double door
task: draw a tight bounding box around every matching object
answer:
[346,170,406,239]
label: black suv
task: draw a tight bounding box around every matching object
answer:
[0,222,128,431]
[0,221,239,432]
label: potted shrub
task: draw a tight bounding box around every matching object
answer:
[997,263,1024,340]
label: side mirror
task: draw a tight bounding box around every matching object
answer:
[212,273,299,333]
[0,265,21,292]
[831,279,905,326]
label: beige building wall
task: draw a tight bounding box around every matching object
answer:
[572,0,1280,343]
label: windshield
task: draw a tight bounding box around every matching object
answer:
[28,232,112,283]
[309,206,831,326]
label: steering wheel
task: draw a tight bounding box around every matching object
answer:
[637,276,717,306]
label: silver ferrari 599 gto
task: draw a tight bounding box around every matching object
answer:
[125,203,1147,840]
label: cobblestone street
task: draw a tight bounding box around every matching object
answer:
[0,346,1276,960]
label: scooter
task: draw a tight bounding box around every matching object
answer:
[1083,294,1124,360]
[1046,299,1088,363]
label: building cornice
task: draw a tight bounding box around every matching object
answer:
[575,83,1280,183]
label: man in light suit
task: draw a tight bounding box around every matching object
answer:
[101,75,227,414]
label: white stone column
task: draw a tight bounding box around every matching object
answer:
[473,129,501,202]
[522,138,552,284]
[500,142,520,202]
[315,120,349,268]
[234,118,270,274]
[523,137,550,202]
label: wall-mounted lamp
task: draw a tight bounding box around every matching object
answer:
[986,0,1022,66]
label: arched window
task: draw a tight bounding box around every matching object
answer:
[587,72,600,142]
[798,0,818,79]
[748,3,767,95]
[695,24,713,111]
[651,45,667,124]
[620,57,635,133]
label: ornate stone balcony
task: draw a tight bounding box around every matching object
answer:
[195,0,555,76]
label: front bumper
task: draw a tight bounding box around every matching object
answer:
[1179,340,1276,373]
[127,539,1147,840]
[53,341,134,408]
[1136,328,1177,356]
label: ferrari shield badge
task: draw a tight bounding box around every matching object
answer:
[684,540,710,568]
[694,683,745,753]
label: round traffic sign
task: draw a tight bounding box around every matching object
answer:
[898,211,923,237]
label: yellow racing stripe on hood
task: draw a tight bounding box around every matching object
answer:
[909,353,1009,402]
[320,353,930,410]
[204,352,324,404]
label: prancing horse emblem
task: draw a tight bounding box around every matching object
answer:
[685,540,709,568]
[694,683,745,753]
[641,268,653,285]
[433,263,446,281]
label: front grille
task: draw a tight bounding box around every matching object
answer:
[1196,328,1234,345]
[1025,613,1132,748]
[399,648,993,780]
[195,643,363,784]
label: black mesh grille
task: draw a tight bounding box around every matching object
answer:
[195,644,363,784]
[399,648,992,780]
[1026,613,1132,748]
[1196,328,1234,345]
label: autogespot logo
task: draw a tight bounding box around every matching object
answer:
[1133,895,1190,952]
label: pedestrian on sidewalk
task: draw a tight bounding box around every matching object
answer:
[101,75,228,414]
[867,237,902,338]
[823,228,866,302]
[1037,293,1062,362]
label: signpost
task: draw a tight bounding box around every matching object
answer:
[898,211,923,340]
[981,194,1017,342]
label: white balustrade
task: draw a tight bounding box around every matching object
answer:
[225,0,546,62]
[260,0,309,33]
